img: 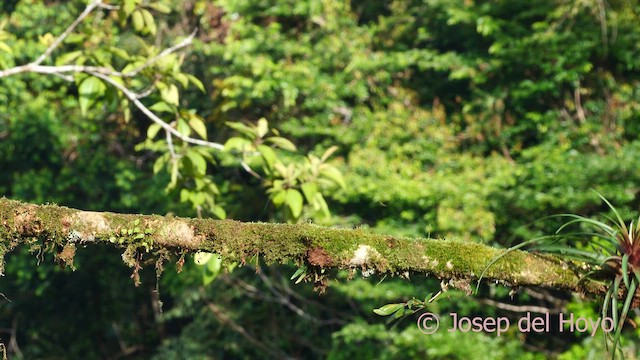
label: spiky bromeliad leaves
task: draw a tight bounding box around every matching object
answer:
[481,191,639,358]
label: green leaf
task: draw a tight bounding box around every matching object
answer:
[180,188,189,202]
[161,84,179,106]
[141,9,157,35]
[194,252,213,265]
[78,77,106,116]
[186,74,206,92]
[153,154,167,174]
[271,190,286,206]
[0,41,11,54]
[290,265,307,281]
[131,10,144,32]
[226,121,257,139]
[175,73,189,88]
[109,47,130,60]
[212,206,226,219]
[177,118,191,137]
[189,116,208,140]
[149,102,175,113]
[55,50,82,66]
[224,137,252,152]
[286,189,303,218]
[301,182,318,203]
[266,136,296,151]
[123,0,137,17]
[373,303,404,316]
[313,193,330,217]
[257,144,276,170]
[147,123,162,139]
[257,118,269,138]
[186,151,207,175]
[320,145,339,162]
[319,165,346,189]
[147,3,171,14]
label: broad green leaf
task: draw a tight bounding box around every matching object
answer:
[149,101,175,113]
[186,151,207,175]
[161,84,179,106]
[266,136,296,151]
[123,0,137,17]
[147,3,171,14]
[320,145,339,162]
[257,118,269,138]
[55,50,82,66]
[147,123,162,139]
[189,192,206,206]
[226,121,256,139]
[271,190,286,206]
[257,144,276,170]
[78,77,106,116]
[301,182,318,203]
[141,9,156,35]
[212,206,226,219]
[206,255,222,274]
[286,189,303,218]
[0,41,11,54]
[189,116,208,140]
[373,303,404,316]
[109,47,130,60]
[224,137,252,151]
[131,10,144,32]
[153,154,168,174]
[194,252,213,265]
[186,74,206,92]
[180,188,189,202]
[319,165,346,188]
[175,73,189,88]
[177,118,191,137]
[313,192,330,217]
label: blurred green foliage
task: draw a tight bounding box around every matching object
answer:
[1,0,640,358]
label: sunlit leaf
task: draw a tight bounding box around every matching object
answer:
[286,189,303,218]
[373,303,404,316]
[266,136,296,151]
[78,77,106,116]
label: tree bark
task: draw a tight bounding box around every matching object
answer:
[0,197,603,296]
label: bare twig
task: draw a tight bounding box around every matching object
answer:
[201,288,293,360]
[34,0,103,65]
[479,298,562,314]
[241,160,262,179]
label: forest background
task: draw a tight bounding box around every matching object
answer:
[1,0,640,358]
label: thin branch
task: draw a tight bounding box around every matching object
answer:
[89,71,225,151]
[479,298,562,314]
[201,288,293,360]
[125,30,197,78]
[34,0,103,65]
[241,161,262,179]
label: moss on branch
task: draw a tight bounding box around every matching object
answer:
[0,197,603,296]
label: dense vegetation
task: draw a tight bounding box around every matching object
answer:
[1,0,640,358]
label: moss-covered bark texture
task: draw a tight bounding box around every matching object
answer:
[0,197,603,295]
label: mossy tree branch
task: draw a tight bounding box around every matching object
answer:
[0,197,604,296]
